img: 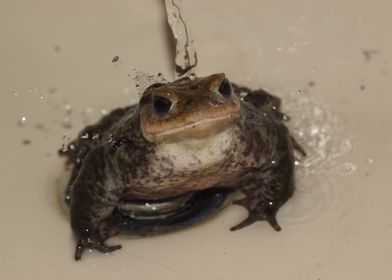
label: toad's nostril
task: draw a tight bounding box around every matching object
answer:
[153,96,172,117]
[218,79,232,98]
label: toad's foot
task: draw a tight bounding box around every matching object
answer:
[230,197,281,232]
[74,236,122,261]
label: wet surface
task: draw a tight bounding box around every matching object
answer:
[1,0,392,279]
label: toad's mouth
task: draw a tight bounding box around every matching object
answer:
[143,111,241,143]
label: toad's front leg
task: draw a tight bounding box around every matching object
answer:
[231,146,295,232]
[70,148,123,260]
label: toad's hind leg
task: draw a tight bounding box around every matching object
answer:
[231,139,295,232]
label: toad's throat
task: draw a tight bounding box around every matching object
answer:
[146,112,240,142]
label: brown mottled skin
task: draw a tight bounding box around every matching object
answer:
[59,73,305,260]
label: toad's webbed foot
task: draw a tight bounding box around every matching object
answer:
[74,236,122,261]
[230,197,281,232]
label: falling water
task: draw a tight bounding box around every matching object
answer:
[164,0,198,78]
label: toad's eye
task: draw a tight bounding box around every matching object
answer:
[217,79,232,98]
[153,96,172,117]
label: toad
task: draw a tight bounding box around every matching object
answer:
[59,73,305,260]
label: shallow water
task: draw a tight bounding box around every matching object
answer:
[1,0,392,279]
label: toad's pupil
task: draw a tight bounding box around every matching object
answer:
[218,79,232,97]
[153,96,172,116]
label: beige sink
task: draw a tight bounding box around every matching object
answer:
[1,0,391,279]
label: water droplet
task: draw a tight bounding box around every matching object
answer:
[81,107,94,124]
[61,133,71,152]
[48,88,56,94]
[38,94,44,100]
[62,117,72,129]
[27,88,38,94]
[34,124,42,130]
[335,162,357,176]
[83,107,93,114]
[294,160,300,166]
[17,116,27,126]
[100,109,108,116]
[22,139,31,145]
[189,73,196,80]
[64,104,72,113]
[367,158,374,164]
[81,132,89,139]
[12,91,19,97]
[240,91,248,98]
[310,126,320,136]
[107,134,113,143]
[112,56,120,63]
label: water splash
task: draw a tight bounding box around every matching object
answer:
[274,87,355,228]
[129,70,167,96]
[60,133,71,152]
[283,89,353,175]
